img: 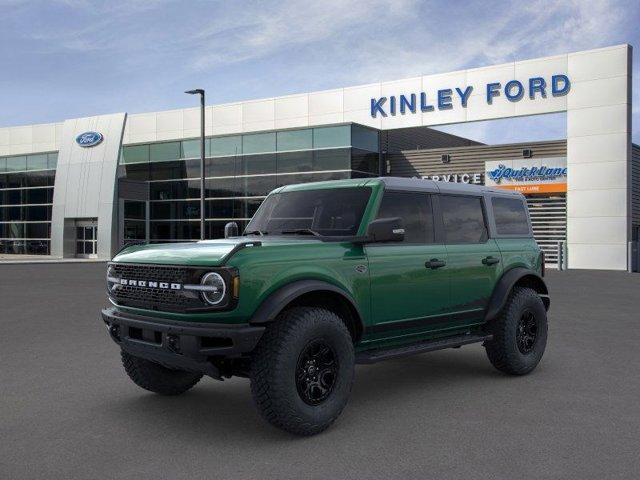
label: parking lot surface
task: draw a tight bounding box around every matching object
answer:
[1,263,639,479]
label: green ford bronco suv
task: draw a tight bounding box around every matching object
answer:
[102,177,549,435]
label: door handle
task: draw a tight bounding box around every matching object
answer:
[425,258,446,269]
[482,256,500,266]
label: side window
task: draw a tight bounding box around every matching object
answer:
[440,195,487,244]
[376,191,434,243]
[492,197,530,235]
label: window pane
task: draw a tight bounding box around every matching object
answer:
[26,170,55,187]
[150,221,200,241]
[492,197,530,235]
[26,240,49,255]
[441,195,487,244]
[26,223,50,239]
[242,133,276,154]
[351,149,379,174]
[26,188,52,204]
[6,156,27,172]
[376,192,433,243]
[247,187,371,236]
[313,126,350,149]
[0,157,6,173]
[211,136,242,157]
[150,180,200,200]
[313,149,350,171]
[150,201,200,220]
[277,151,313,173]
[205,177,240,198]
[206,199,235,219]
[351,125,379,152]
[240,154,276,176]
[27,154,48,170]
[181,139,209,159]
[150,142,181,162]
[239,175,277,197]
[122,163,150,181]
[25,206,51,221]
[206,156,238,177]
[277,129,312,151]
[124,201,146,220]
[275,171,349,189]
[48,153,58,169]
[124,220,146,240]
[122,145,149,164]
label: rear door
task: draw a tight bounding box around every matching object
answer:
[366,191,450,340]
[438,194,502,327]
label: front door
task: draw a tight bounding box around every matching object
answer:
[366,191,450,342]
[438,195,503,327]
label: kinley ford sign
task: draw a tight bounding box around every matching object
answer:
[370,74,570,117]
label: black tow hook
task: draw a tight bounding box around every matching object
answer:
[166,334,181,354]
[107,323,121,342]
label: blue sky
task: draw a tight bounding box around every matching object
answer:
[1,0,638,144]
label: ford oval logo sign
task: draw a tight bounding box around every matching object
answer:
[76,131,103,148]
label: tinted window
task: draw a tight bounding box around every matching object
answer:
[247,187,371,236]
[440,195,487,244]
[376,192,434,243]
[492,197,530,235]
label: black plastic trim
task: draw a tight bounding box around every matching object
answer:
[484,267,549,322]
[102,307,265,371]
[249,280,364,336]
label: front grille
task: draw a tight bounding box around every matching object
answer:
[109,263,203,312]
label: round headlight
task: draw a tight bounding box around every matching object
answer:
[201,272,226,305]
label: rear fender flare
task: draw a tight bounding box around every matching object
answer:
[485,267,549,322]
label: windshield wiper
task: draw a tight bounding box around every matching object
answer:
[244,230,267,236]
[281,228,322,237]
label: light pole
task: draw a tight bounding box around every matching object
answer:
[185,88,206,240]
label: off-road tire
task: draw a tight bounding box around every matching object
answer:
[484,287,548,375]
[121,351,202,395]
[250,307,355,436]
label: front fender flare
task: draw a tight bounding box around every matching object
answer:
[485,267,549,322]
[249,279,364,330]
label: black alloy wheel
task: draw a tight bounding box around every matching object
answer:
[296,339,338,405]
[516,310,538,354]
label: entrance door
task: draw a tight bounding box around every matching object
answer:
[76,220,98,258]
[366,191,450,341]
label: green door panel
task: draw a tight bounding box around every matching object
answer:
[445,239,502,326]
[365,243,450,341]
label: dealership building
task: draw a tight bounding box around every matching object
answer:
[0,44,637,271]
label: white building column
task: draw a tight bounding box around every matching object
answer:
[566,44,632,270]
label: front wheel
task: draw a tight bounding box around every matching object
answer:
[484,287,548,375]
[250,307,355,436]
[121,351,202,395]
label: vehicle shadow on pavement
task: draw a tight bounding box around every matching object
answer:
[99,347,504,441]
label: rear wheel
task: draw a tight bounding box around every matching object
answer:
[484,287,548,375]
[250,307,355,436]
[121,351,202,395]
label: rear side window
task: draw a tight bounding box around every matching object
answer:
[376,192,434,243]
[492,197,530,235]
[440,195,487,244]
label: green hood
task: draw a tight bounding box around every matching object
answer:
[112,237,320,266]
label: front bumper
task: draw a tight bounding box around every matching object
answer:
[101,307,265,379]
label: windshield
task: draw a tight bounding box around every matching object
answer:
[245,187,372,237]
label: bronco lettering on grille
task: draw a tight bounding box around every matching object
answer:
[119,278,182,290]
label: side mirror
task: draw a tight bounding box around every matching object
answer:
[224,221,239,238]
[365,217,404,243]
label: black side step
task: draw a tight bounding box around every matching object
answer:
[355,333,492,365]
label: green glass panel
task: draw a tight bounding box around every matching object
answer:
[276,129,312,151]
[211,136,242,157]
[0,157,6,173]
[122,145,149,164]
[47,153,58,169]
[351,125,379,152]
[27,154,48,171]
[150,142,181,162]
[242,132,276,154]
[182,139,202,159]
[313,126,351,149]
[6,156,27,172]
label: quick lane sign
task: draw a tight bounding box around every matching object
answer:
[485,157,567,193]
[370,74,570,118]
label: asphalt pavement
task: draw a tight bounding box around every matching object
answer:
[1,263,639,479]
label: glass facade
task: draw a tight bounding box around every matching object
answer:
[0,152,57,254]
[119,124,379,243]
